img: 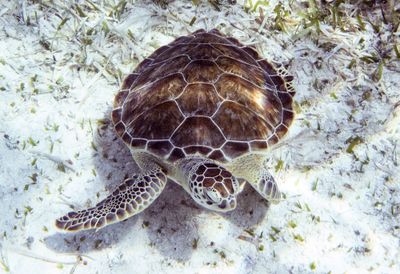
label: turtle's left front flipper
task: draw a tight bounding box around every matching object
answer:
[227,155,281,204]
[55,166,167,232]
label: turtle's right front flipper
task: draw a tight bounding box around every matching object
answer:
[55,166,167,232]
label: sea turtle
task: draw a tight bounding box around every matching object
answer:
[56,29,295,232]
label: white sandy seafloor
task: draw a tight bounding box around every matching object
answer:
[0,0,399,273]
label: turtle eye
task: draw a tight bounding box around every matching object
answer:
[205,188,221,203]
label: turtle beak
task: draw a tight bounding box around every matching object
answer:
[229,199,237,209]
[218,200,227,209]
[217,197,236,211]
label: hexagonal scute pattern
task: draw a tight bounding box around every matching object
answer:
[111,29,295,162]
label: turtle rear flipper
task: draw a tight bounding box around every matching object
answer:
[56,162,167,232]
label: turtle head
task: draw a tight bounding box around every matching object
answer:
[184,160,241,212]
[201,183,239,212]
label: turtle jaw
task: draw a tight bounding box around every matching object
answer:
[216,197,237,212]
[200,194,237,213]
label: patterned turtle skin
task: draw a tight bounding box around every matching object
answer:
[56,29,295,232]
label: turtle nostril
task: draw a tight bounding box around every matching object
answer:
[218,200,227,209]
[229,199,236,208]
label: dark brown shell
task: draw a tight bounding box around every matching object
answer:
[112,29,295,162]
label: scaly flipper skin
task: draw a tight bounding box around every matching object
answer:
[176,157,241,211]
[56,158,167,232]
[250,169,281,203]
[227,154,281,204]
